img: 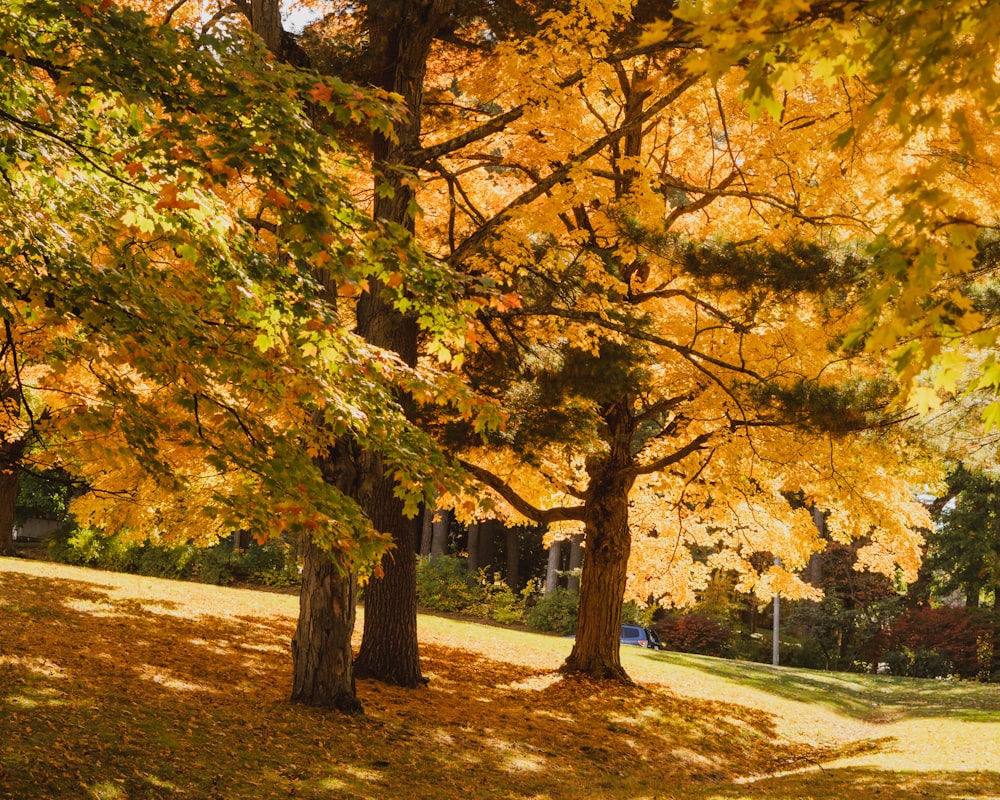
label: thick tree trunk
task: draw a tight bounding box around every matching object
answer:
[561,479,633,682]
[560,407,636,682]
[353,463,424,687]
[0,463,21,558]
[291,537,362,712]
[351,0,456,688]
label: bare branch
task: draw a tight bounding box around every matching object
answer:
[457,459,585,524]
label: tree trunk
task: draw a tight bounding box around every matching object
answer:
[430,507,449,556]
[545,539,561,594]
[567,534,584,593]
[561,478,633,682]
[291,537,362,712]
[353,463,425,687]
[0,435,26,558]
[505,526,520,590]
[420,504,433,556]
[466,521,480,574]
[560,406,635,683]
[479,518,497,572]
[0,463,22,558]
[351,0,456,688]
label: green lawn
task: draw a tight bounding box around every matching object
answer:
[2,557,999,799]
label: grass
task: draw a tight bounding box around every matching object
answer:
[1,558,999,799]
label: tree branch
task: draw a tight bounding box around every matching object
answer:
[457,458,585,524]
[633,431,714,477]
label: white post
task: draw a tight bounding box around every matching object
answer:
[772,555,780,667]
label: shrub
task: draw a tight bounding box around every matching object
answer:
[524,588,578,635]
[883,647,952,679]
[656,613,733,657]
[880,606,999,680]
[415,555,482,612]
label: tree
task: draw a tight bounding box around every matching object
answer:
[430,4,942,680]
[2,0,478,709]
[927,465,1000,609]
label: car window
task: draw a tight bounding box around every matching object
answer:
[621,626,640,638]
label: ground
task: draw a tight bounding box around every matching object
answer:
[1,558,999,799]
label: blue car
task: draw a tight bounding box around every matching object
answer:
[620,624,666,650]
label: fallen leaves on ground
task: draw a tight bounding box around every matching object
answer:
[1,559,999,799]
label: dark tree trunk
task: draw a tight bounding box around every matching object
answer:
[479,518,498,571]
[420,504,433,556]
[560,404,636,682]
[353,463,424,687]
[505,526,520,590]
[291,536,362,712]
[0,462,22,558]
[351,0,456,688]
[466,521,480,574]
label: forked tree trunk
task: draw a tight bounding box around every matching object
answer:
[291,536,362,712]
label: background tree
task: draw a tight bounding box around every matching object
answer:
[927,465,1000,609]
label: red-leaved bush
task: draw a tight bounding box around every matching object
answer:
[656,614,733,657]
[880,606,999,680]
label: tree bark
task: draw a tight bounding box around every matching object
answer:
[430,506,449,556]
[505,526,520,590]
[0,462,22,558]
[466,521,480,574]
[567,534,584,593]
[560,404,636,682]
[290,536,362,712]
[353,458,425,686]
[351,0,456,688]
[545,539,561,594]
[420,504,433,556]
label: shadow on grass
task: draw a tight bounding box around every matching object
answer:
[0,567,993,800]
[642,650,1000,724]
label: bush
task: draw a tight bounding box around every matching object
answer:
[48,526,301,588]
[524,588,578,635]
[883,647,952,679]
[415,555,483,612]
[656,613,733,657]
[880,606,999,680]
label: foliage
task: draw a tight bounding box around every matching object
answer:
[0,0,489,571]
[414,554,526,623]
[524,588,579,635]
[47,525,300,587]
[655,613,733,658]
[13,469,71,526]
[879,606,1000,681]
[926,465,1000,607]
[415,555,483,613]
